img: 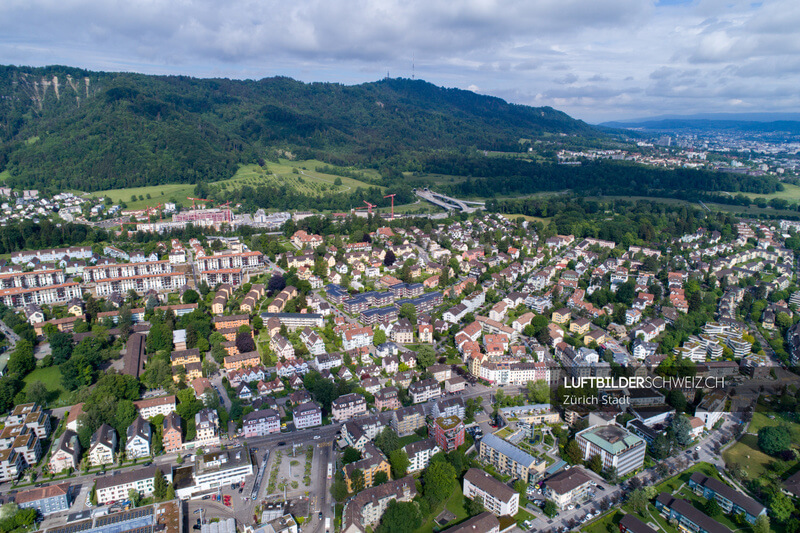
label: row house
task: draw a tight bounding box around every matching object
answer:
[276,359,308,378]
[85,260,172,282]
[94,272,187,297]
[228,366,266,387]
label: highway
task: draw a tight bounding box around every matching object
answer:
[415,189,485,213]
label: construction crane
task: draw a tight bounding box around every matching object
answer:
[187,197,211,210]
[383,194,396,219]
[363,200,377,215]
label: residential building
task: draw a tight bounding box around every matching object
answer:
[343,443,391,492]
[409,378,441,404]
[95,465,173,504]
[126,416,152,459]
[403,439,440,473]
[187,447,254,495]
[479,433,546,483]
[575,424,646,477]
[688,473,766,523]
[341,476,416,533]
[15,483,73,515]
[243,409,281,438]
[440,513,499,533]
[88,424,117,466]
[195,408,220,447]
[293,402,322,429]
[463,468,519,516]
[544,467,593,509]
[655,493,732,533]
[133,396,177,419]
[375,387,401,411]
[619,515,659,533]
[332,393,367,422]
[390,405,426,436]
[429,416,465,453]
[162,412,183,453]
[49,430,80,473]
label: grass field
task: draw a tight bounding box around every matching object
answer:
[581,510,623,533]
[737,183,800,202]
[89,159,383,211]
[499,213,551,226]
[0,170,10,182]
[22,366,71,407]
[414,484,468,533]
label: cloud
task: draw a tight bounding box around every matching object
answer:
[0,0,798,122]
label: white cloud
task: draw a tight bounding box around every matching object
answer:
[0,0,797,122]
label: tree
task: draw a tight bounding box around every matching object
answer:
[50,331,74,365]
[376,427,400,455]
[375,500,421,533]
[343,447,362,465]
[527,380,550,403]
[399,303,417,324]
[587,454,603,474]
[704,498,722,518]
[383,249,396,267]
[350,468,365,493]
[417,345,436,368]
[671,415,693,447]
[267,274,286,295]
[666,389,687,413]
[629,488,649,514]
[389,449,410,478]
[754,515,770,533]
[252,316,263,332]
[758,425,791,456]
[466,496,485,517]
[564,439,583,464]
[331,478,349,501]
[235,332,256,353]
[769,492,795,523]
[128,488,142,508]
[26,381,49,406]
[182,290,199,304]
[422,460,456,505]
[153,468,167,500]
[650,433,672,460]
[372,471,388,487]
[542,500,558,517]
[374,328,387,346]
[7,340,35,376]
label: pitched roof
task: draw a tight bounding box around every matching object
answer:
[464,468,516,502]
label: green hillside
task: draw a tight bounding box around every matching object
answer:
[0,65,596,193]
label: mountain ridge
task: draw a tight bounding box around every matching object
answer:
[0,65,597,192]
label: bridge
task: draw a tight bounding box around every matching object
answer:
[415,189,485,213]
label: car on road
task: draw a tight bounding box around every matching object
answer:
[313,435,321,440]
[695,446,701,451]
[319,512,323,520]
[193,509,201,514]
[277,441,286,446]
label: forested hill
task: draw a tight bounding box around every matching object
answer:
[0,65,596,192]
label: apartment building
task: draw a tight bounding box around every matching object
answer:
[440,513,499,533]
[95,465,173,504]
[331,394,367,422]
[195,408,220,447]
[88,424,117,466]
[243,409,280,438]
[463,468,519,516]
[341,476,417,533]
[655,493,732,533]
[429,416,465,453]
[49,430,80,473]
[133,395,177,420]
[479,433,546,483]
[390,405,426,436]
[403,439,440,473]
[260,312,324,331]
[94,272,187,297]
[162,412,183,453]
[293,402,322,429]
[409,378,441,404]
[15,483,73,515]
[544,467,593,509]
[125,416,152,459]
[688,473,766,523]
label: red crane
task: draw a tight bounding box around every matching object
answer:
[363,200,376,215]
[383,193,396,219]
[187,197,211,210]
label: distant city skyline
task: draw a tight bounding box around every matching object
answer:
[1,0,798,123]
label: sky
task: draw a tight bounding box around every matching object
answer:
[1,0,798,123]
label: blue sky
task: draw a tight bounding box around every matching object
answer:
[1,0,796,123]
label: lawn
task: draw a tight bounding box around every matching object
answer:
[22,366,72,407]
[581,510,623,533]
[737,183,800,202]
[499,213,552,226]
[414,484,468,533]
[0,169,10,182]
[398,433,424,448]
[89,158,383,211]
[722,434,781,480]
